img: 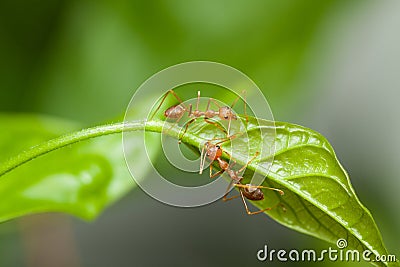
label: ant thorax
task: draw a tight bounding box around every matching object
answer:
[204,109,217,119]
[193,110,204,117]
[217,158,229,170]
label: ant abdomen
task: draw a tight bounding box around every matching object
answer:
[242,187,264,201]
[164,105,185,118]
[204,109,216,119]
[200,140,284,215]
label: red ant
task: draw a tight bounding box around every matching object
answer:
[200,140,284,215]
[150,89,247,141]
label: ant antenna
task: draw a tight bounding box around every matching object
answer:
[199,142,208,175]
[150,89,185,120]
[238,151,260,173]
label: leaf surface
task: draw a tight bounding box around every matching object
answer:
[0,114,396,266]
[0,114,156,221]
[179,117,397,267]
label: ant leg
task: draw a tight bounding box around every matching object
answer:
[230,90,248,123]
[230,94,241,109]
[179,117,196,143]
[209,98,221,108]
[230,90,246,109]
[241,90,248,123]
[223,194,241,202]
[168,89,184,103]
[237,190,273,215]
[247,200,286,215]
[162,109,194,144]
[210,165,225,179]
[212,132,242,144]
[213,132,240,145]
[204,118,228,136]
[187,103,193,117]
[246,206,272,215]
[239,191,254,215]
[222,180,240,201]
[234,184,284,195]
[227,117,232,137]
[150,89,186,120]
[238,152,260,173]
[205,98,211,111]
[199,142,208,174]
[214,137,231,145]
[196,91,200,111]
[176,103,194,143]
[226,115,245,137]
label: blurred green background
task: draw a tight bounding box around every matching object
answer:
[1,1,399,266]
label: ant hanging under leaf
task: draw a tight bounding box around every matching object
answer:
[151,89,283,215]
[200,139,285,215]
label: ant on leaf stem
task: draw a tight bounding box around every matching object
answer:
[200,139,285,215]
[150,89,248,142]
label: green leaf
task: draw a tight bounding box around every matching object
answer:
[0,114,157,221]
[0,114,396,266]
[177,117,398,267]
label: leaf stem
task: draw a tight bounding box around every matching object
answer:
[0,120,171,177]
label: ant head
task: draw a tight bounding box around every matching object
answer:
[218,106,237,120]
[205,142,222,161]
